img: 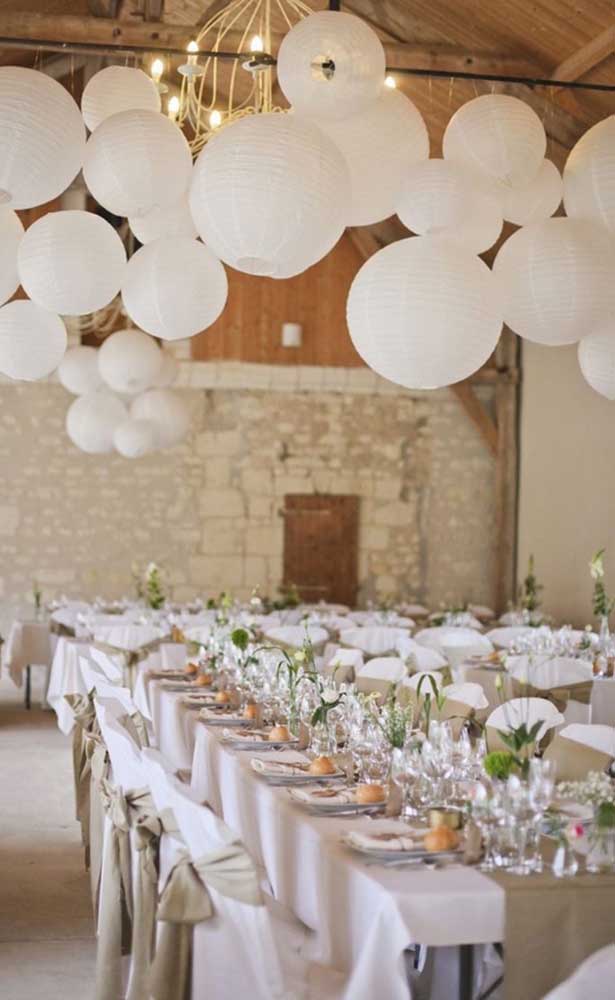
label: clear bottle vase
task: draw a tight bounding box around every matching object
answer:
[551,840,579,878]
[586,823,615,874]
[599,615,611,650]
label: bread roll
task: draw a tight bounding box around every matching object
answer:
[214,690,231,704]
[195,673,213,687]
[244,702,259,720]
[355,783,386,804]
[308,755,336,775]
[185,662,198,676]
[268,725,291,742]
[424,826,459,852]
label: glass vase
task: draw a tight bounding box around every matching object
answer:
[310,720,336,756]
[586,823,615,874]
[551,840,579,878]
[599,615,611,650]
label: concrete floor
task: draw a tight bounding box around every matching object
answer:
[0,673,96,999]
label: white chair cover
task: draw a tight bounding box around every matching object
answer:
[322,646,364,681]
[143,754,290,1000]
[486,698,564,743]
[93,624,163,652]
[441,682,489,711]
[542,944,615,999]
[159,643,187,671]
[88,645,125,683]
[415,627,493,669]
[469,605,495,622]
[355,657,407,695]
[428,612,484,630]
[486,626,537,649]
[506,656,594,689]
[264,624,329,650]
[47,638,90,734]
[556,723,615,757]
[339,626,410,658]
[96,700,147,791]
[396,635,448,672]
[401,671,444,693]
[347,611,415,628]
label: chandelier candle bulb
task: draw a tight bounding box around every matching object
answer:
[150,59,164,84]
[167,96,180,122]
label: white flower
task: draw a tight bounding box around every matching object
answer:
[321,687,338,704]
[590,550,605,581]
[293,651,306,663]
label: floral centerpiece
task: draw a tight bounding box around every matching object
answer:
[370,684,415,749]
[557,771,615,873]
[519,554,543,617]
[590,549,615,645]
[274,636,315,736]
[144,562,166,610]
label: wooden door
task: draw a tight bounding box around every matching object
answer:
[283,495,359,607]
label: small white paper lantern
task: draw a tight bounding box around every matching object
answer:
[493,218,615,345]
[397,159,503,254]
[98,328,162,395]
[83,109,192,218]
[122,237,228,340]
[564,116,615,235]
[128,198,197,244]
[113,418,159,458]
[189,113,349,276]
[0,300,67,380]
[152,351,179,387]
[0,207,24,306]
[497,158,562,226]
[66,390,127,454]
[81,66,161,133]
[0,67,86,210]
[578,328,615,399]
[58,345,103,395]
[130,388,190,448]
[443,94,546,187]
[278,11,385,120]
[346,236,503,390]
[318,88,429,226]
[18,210,126,316]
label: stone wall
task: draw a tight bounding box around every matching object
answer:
[0,367,496,632]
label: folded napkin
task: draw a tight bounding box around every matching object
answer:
[345,828,425,852]
[289,786,357,806]
[199,708,244,724]
[223,728,297,744]
[250,756,313,777]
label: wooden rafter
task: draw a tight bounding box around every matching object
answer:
[551,26,615,84]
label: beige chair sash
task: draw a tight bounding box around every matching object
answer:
[149,845,263,1000]
[544,735,613,781]
[117,711,151,750]
[91,635,172,690]
[64,691,99,851]
[89,737,110,916]
[50,620,76,637]
[511,678,593,711]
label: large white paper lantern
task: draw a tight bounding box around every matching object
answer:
[113,418,159,458]
[83,109,192,218]
[0,208,24,306]
[128,198,197,244]
[0,67,86,210]
[152,351,179,387]
[346,236,503,390]
[0,300,67,380]
[18,210,126,316]
[122,237,228,340]
[443,94,546,188]
[578,328,615,399]
[130,388,190,448]
[497,158,562,226]
[58,345,103,395]
[81,66,161,133]
[189,113,349,276]
[564,116,615,234]
[66,390,127,454]
[98,328,162,394]
[278,11,385,121]
[493,218,615,345]
[318,89,429,226]
[397,159,503,254]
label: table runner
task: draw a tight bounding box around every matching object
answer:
[487,840,615,1000]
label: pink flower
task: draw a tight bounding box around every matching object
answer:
[567,822,585,840]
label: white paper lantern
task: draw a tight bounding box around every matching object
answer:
[497,158,562,226]
[396,159,503,254]
[113,418,159,458]
[130,388,190,448]
[278,11,385,121]
[83,109,192,218]
[0,207,24,306]
[318,89,429,226]
[18,210,126,316]
[128,198,197,244]
[443,94,546,188]
[493,218,615,345]
[152,351,179,387]
[98,328,162,395]
[66,390,127,454]
[122,237,228,340]
[58,345,103,395]
[81,66,161,133]
[564,116,615,234]
[0,67,86,210]
[578,328,615,399]
[346,236,503,389]
[0,300,67,381]
[189,113,349,276]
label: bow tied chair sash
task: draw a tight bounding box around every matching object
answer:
[91,635,173,692]
[150,844,263,1000]
[65,691,99,848]
[95,781,167,1000]
[50,620,76,637]
[510,678,593,713]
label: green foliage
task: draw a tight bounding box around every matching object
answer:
[231,627,250,652]
[370,685,414,749]
[519,554,543,612]
[590,549,615,619]
[483,751,517,781]
[596,801,615,829]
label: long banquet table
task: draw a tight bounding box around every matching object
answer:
[145,678,504,1000]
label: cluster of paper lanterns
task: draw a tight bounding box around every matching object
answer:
[59,331,190,458]
[2,8,615,407]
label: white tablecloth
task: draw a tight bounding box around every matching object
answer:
[1,620,54,687]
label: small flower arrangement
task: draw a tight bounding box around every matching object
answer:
[369,684,415,749]
[590,549,615,620]
[309,677,345,728]
[519,554,543,613]
[32,579,42,613]
[416,672,447,733]
[483,750,518,782]
[230,626,258,672]
[557,771,615,809]
[144,562,166,610]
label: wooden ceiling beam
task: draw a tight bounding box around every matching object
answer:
[551,26,615,83]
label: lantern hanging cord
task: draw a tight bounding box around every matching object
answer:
[2,33,615,92]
